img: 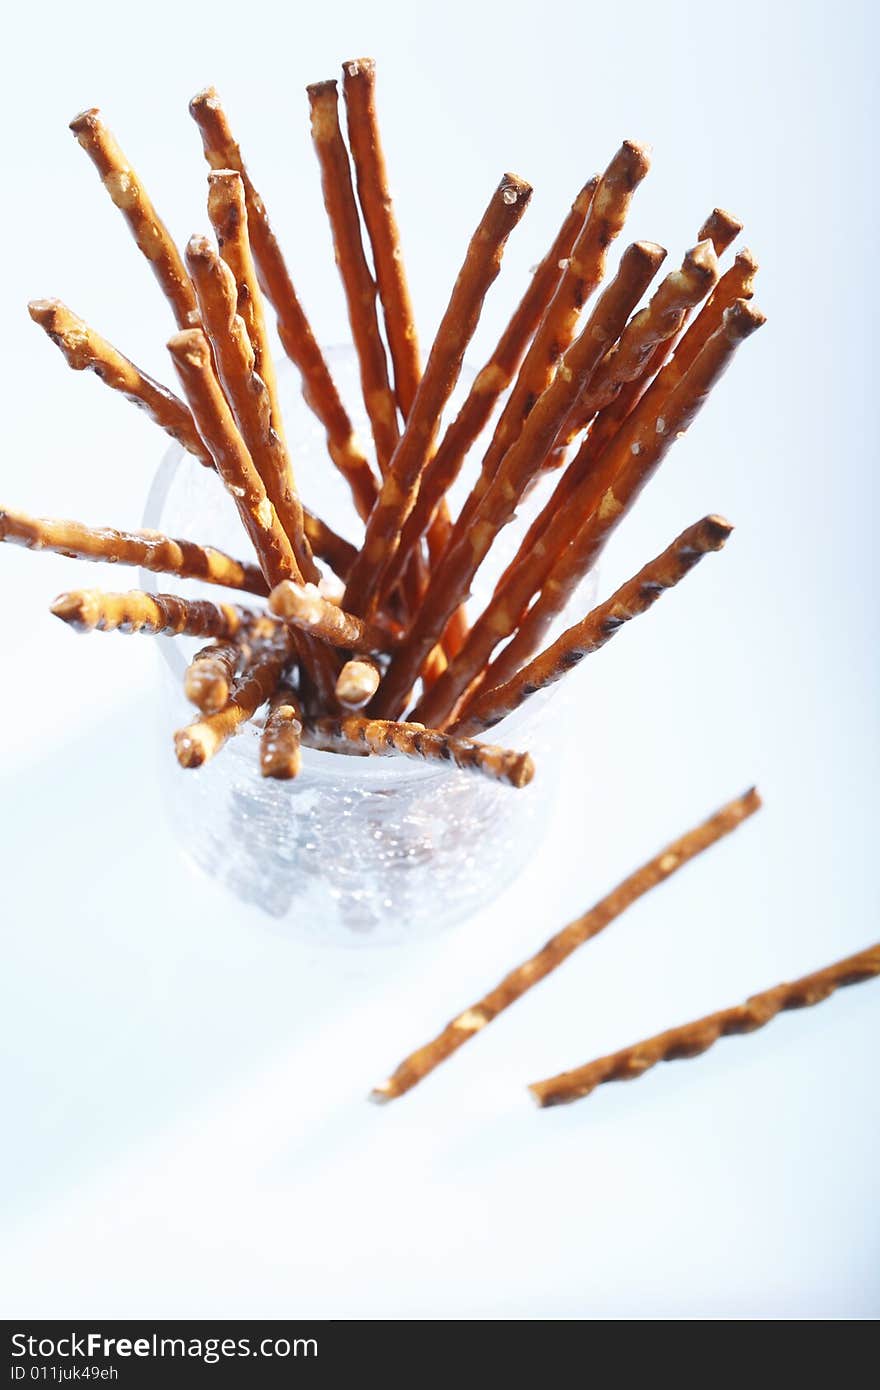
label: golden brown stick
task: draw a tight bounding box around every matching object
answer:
[698,207,743,256]
[335,656,382,709]
[302,511,357,581]
[260,683,303,779]
[269,580,392,652]
[28,299,213,467]
[69,109,196,328]
[51,589,252,638]
[167,328,297,588]
[483,300,765,687]
[184,639,243,713]
[188,88,380,520]
[531,939,880,1108]
[453,515,732,736]
[380,177,598,591]
[175,633,293,769]
[380,240,666,723]
[341,57,421,418]
[372,788,761,1102]
[0,505,269,596]
[303,715,534,787]
[450,140,651,544]
[341,173,533,616]
[185,235,317,582]
[308,79,400,473]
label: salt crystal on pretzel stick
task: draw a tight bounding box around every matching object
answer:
[380,240,666,724]
[302,715,534,788]
[260,683,303,780]
[50,589,253,638]
[449,141,651,545]
[189,88,379,521]
[28,300,213,467]
[175,631,294,769]
[483,300,766,687]
[377,177,598,603]
[452,515,732,737]
[341,173,533,617]
[69,109,197,328]
[269,580,393,653]
[335,656,381,709]
[530,938,880,1108]
[184,236,318,583]
[371,788,761,1102]
[185,639,243,713]
[0,506,268,596]
[308,79,400,474]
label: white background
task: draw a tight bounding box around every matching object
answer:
[1,0,877,1318]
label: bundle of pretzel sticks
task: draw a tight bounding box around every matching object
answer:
[3,59,764,787]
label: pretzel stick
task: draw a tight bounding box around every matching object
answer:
[308,79,400,473]
[174,632,293,769]
[185,235,317,582]
[0,505,268,596]
[452,515,732,737]
[269,580,392,652]
[69,109,196,328]
[372,788,760,1102]
[381,240,666,723]
[167,328,297,588]
[28,300,213,467]
[341,173,533,616]
[449,140,651,545]
[260,683,303,779]
[303,714,534,787]
[377,177,597,601]
[189,88,379,520]
[302,511,357,581]
[185,639,243,712]
[530,940,880,1108]
[421,243,720,721]
[51,589,252,638]
[335,656,381,709]
[483,300,765,687]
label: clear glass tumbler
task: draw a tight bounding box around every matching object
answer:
[142,351,595,944]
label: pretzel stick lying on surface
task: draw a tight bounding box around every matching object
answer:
[382,239,666,724]
[342,173,533,616]
[372,788,761,1102]
[530,940,880,1108]
[51,589,253,638]
[269,580,392,652]
[308,79,400,474]
[480,298,765,691]
[335,656,381,709]
[185,639,243,712]
[453,515,732,737]
[302,715,534,787]
[28,300,213,467]
[69,109,196,328]
[0,506,268,596]
[185,235,317,582]
[260,684,303,779]
[189,88,379,521]
[377,176,597,599]
[175,630,294,769]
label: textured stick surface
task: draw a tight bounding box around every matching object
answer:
[260,684,303,779]
[189,87,379,520]
[453,515,732,736]
[50,589,252,638]
[302,715,534,788]
[69,109,196,328]
[28,299,213,466]
[308,79,399,473]
[302,512,357,581]
[531,940,880,1107]
[698,207,743,256]
[335,656,381,708]
[269,580,392,653]
[384,240,666,724]
[372,789,761,1102]
[342,173,533,616]
[0,506,268,596]
[175,633,293,769]
[184,639,243,713]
